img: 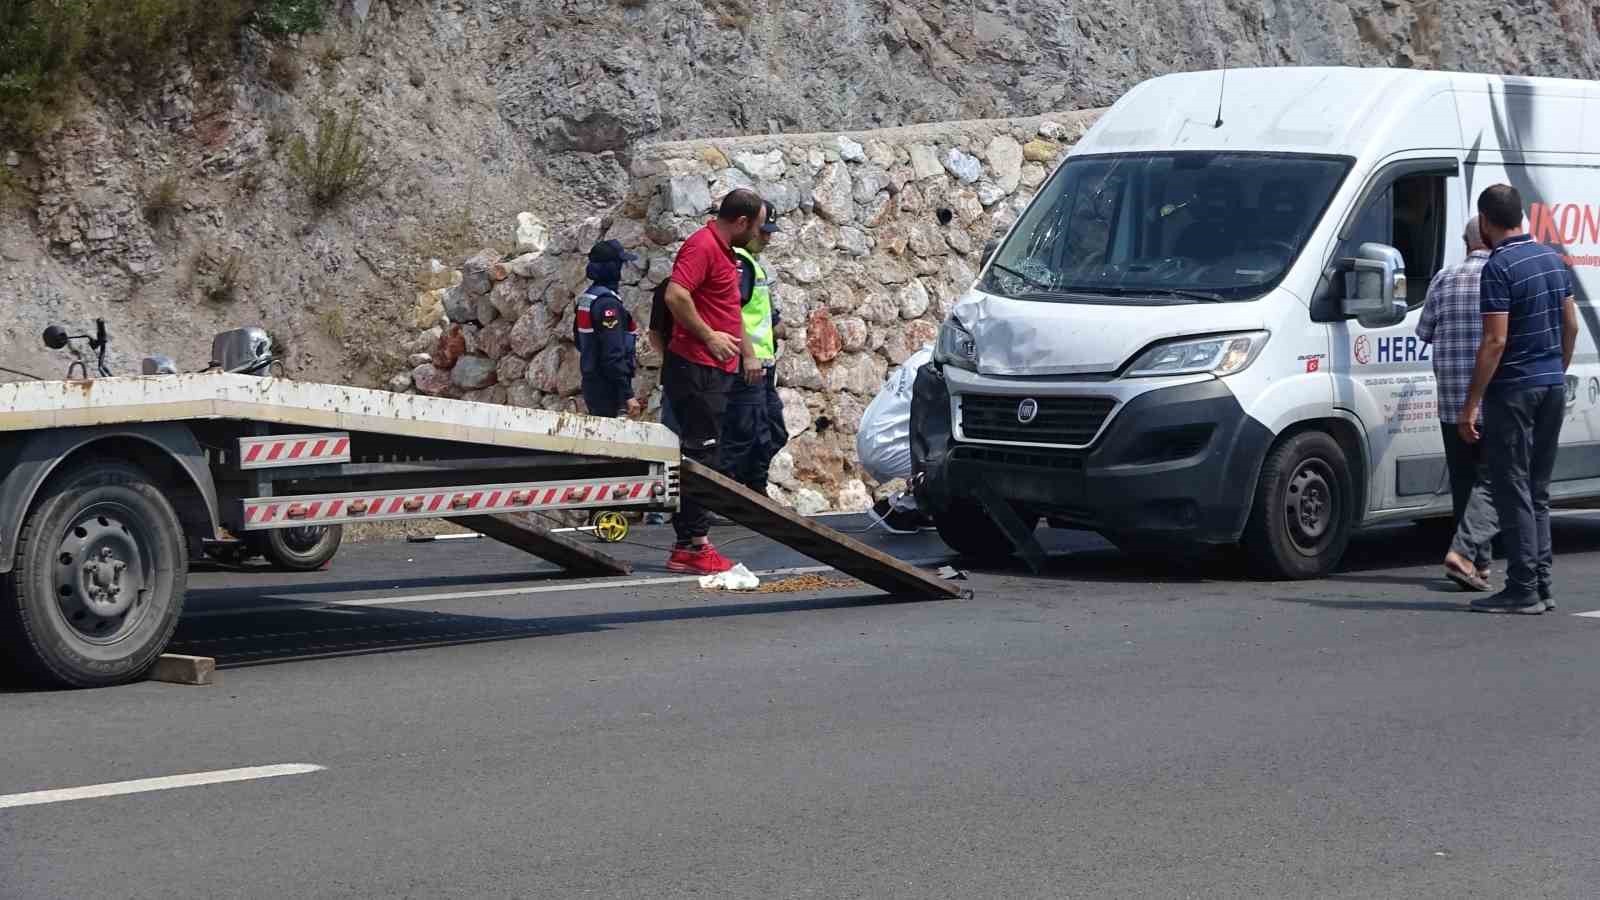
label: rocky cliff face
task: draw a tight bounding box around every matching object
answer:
[2,0,1596,387]
[508,0,1600,146]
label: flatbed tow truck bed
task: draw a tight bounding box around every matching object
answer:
[0,373,957,688]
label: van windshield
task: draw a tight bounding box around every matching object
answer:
[983,152,1352,303]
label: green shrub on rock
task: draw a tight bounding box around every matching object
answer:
[256,0,327,36]
[287,102,380,211]
[0,0,332,143]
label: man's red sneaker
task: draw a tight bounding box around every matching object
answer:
[667,544,736,575]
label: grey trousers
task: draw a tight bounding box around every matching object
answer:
[1484,385,1565,597]
[1440,422,1497,569]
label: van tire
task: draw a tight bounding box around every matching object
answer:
[932,503,1018,561]
[0,462,187,688]
[1243,431,1354,579]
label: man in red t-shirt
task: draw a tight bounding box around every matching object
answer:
[661,188,767,574]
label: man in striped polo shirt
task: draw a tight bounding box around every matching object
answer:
[1459,184,1581,614]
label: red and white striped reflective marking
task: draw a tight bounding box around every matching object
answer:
[238,432,351,470]
[240,475,667,530]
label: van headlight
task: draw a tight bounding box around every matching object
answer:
[1125,331,1269,378]
[933,317,979,372]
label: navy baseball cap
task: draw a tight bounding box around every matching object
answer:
[760,205,780,234]
[588,239,639,263]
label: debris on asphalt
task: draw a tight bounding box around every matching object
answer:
[699,564,760,591]
[755,574,856,593]
[938,565,968,581]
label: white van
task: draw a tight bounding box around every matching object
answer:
[911,67,1600,577]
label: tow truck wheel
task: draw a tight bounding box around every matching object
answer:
[1243,430,1354,579]
[0,462,187,688]
[591,511,629,543]
[252,525,343,571]
[931,502,1018,561]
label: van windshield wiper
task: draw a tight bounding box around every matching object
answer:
[1055,284,1229,303]
[1142,288,1230,303]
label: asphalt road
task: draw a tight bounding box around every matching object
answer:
[5,515,1600,898]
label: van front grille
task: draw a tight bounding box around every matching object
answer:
[959,395,1116,446]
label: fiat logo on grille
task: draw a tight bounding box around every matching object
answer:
[1017,398,1039,424]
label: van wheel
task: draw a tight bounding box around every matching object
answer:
[932,502,1020,561]
[1243,431,1354,579]
[251,525,343,571]
[0,462,187,688]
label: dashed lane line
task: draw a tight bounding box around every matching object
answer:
[0,764,325,810]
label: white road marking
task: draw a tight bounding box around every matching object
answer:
[0,764,325,810]
[187,559,950,619]
[1572,610,1600,618]
[409,526,605,542]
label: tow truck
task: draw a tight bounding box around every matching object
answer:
[0,322,957,688]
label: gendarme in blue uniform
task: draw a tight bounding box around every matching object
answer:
[575,239,639,418]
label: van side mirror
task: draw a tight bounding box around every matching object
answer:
[1336,242,1407,327]
[981,239,999,269]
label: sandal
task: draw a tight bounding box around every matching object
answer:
[1446,564,1491,592]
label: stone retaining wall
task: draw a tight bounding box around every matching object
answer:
[397,109,1102,511]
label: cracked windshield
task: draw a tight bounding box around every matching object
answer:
[983,153,1351,302]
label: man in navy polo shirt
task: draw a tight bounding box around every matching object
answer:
[1459,184,1581,614]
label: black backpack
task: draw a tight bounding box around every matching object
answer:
[648,279,675,340]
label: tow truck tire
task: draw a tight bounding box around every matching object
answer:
[253,525,343,571]
[0,462,187,689]
[1243,430,1354,580]
[932,503,1018,561]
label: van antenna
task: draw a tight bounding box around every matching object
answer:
[1213,53,1227,128]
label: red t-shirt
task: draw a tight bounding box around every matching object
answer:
[668,224,744,373]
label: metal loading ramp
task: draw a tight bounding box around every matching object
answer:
[444,514,632,576]
[678,460,963,600]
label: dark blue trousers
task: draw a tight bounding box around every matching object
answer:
[1484,385,1564,598]
[582,378,629,419]
[720,367,788,494]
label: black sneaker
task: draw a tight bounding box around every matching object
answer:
[1540,586,1556,611]
[883,506,931,534]
[868,498,909,534]
[1470,591,1546,615]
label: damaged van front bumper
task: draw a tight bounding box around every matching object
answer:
[910,363,1274,545]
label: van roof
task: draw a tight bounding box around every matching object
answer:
[1073,66,1600,159]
